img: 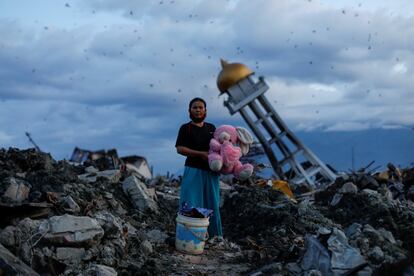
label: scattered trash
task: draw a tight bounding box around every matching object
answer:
[301,235,332,275]
[271,180,296,202]
[327,228,367,275]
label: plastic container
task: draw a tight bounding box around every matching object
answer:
[175,213,209,254]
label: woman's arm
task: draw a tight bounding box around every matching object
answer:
[176,146,208,161]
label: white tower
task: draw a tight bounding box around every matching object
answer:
[217,60,336,188]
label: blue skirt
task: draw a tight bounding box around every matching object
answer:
[179,166,222,237]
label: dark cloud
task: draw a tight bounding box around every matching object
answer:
[0,0,413,173]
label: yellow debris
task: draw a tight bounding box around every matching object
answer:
[271,180,296,201]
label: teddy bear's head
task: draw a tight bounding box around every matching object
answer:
[214,125,238,144]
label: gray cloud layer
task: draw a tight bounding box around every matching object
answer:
[0,0,413,173]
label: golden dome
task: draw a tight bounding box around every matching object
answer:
[217,59,254,93]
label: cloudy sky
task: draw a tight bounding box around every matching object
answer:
[0,0,413,174]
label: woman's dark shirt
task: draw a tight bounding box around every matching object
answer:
[175,122,215,171]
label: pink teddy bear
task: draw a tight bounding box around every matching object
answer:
[208,125,254,180]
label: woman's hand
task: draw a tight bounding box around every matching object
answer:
[176,146,209,161]
[200,151,209,161]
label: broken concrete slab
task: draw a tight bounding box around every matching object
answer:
[378,228,396,244]
[1,177,31,203]
[122,175,159,213]
[84,264,118,276]
[0,243,40,275]
[339,182,358,194]
[121,155,153,180]
[0,225,16,248]
[85,166,99,174]
[140,240,154,255]
[56,247,86,264]
[93,211,126,243]
[39,214,104,246]
[62,195,81,214]
[78,170,121,184]
[100,245,117,267]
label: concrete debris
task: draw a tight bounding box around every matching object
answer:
[78,169,122,184]
[122,175,159,213]
[338,181,358,194]
[85,166,99,174]
[122,155,153,180]
[0,148,413,275]
[62,195,81,213]
[56,247,86,264]
[39,214,104,246]
[1,177,31,203]
[85,264,118,276]
[0,226,16,248]
[0,243,40,275]
[140,239,154,255]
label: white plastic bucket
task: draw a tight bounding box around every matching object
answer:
[175,213,210,254]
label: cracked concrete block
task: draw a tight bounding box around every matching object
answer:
[85,264,118,276]
[56,247,85,264]
[85,166,99,173]
[122,175,159,213]
[0,226,16,247]
[2,177,31,202]
[339,182,358,194]
[93,211,126,244]
[78,170,121,183]
[140,240,153,255]
[62,195,81,213]
[39,214,104,246]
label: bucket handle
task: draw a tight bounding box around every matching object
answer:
[183,223,209,242]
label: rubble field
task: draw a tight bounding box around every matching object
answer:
[0,148,413,275]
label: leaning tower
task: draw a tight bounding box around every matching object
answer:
[216,59,336,187]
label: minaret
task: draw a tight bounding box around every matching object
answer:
[217,59,336,188]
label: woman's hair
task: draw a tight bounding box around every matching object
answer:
[188,97,206,110]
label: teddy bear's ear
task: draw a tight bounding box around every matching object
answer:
[236,127,253,155]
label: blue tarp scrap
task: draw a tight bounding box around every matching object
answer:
[179,202,213,218]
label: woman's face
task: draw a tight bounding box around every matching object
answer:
[190,101,206,123]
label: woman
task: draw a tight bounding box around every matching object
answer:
[175,97,222,238]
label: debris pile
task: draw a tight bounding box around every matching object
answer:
[222,165,414,275]
[0,148,177,275]
[0,147,413,275]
